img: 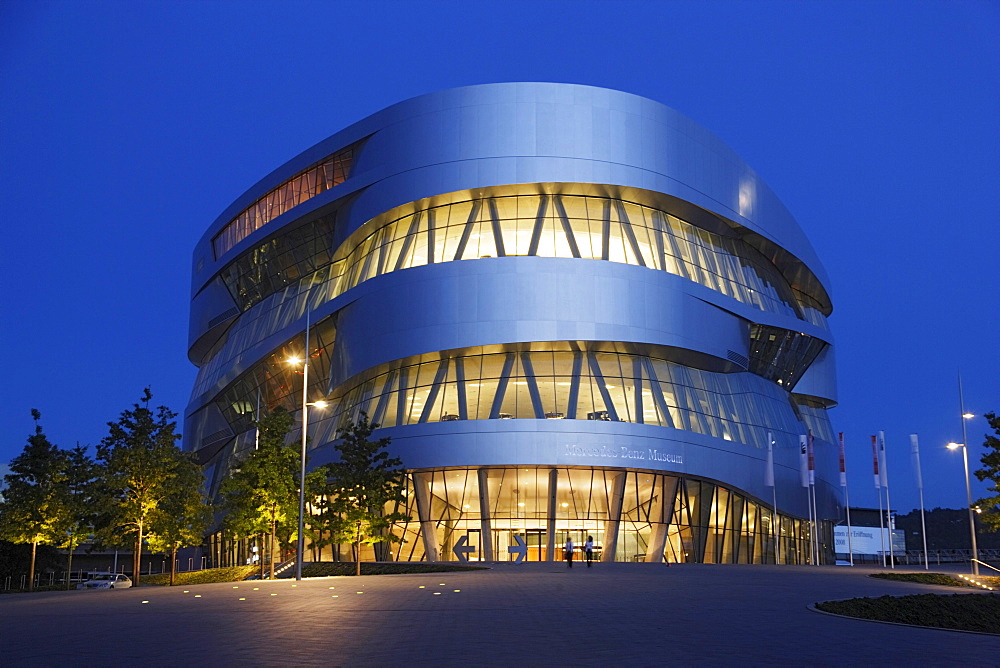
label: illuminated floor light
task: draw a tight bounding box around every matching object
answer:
[433,592,441,595]
[332,595,339,598]
[183,590,189,593]
[270,593,277,596]
[253,587,259,590]
[357,591,363,594]
[418,586,425,589]
[194,595,202,598]
[329,587,335,590]
[454,590,461,592]
[239,597,246,601]
[141,600,149,604]
[233,586,239,589]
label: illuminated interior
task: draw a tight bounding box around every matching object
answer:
[212,143,357,259]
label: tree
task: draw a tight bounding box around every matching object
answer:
[0,410,68,591]
[325,413,409,576]
[58,445,97,589]
[973,411,1000,532]
[146,451,212,585]
[95,388,193,586]
[220,408,299,580]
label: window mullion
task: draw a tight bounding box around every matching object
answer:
[488,352,517,418]
[554,196,581,258]
[452,199,481,260]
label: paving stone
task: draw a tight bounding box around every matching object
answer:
[1,563,996,665]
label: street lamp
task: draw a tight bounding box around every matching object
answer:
[947,435,979,576]
[287,307,328,581]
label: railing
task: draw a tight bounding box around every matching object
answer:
[971,558,1000,574]
[899,549,1000,565]
[272,557,298,577]
[2,555,212,591]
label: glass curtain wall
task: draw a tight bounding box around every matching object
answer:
[329,192,818,321]
[397,466,820,565]
[202,188,828,375]
[194,186,831,403]
[320,344,807,450]
[213,143,358,258]
[204,466,823,567]
[210,317,336,441]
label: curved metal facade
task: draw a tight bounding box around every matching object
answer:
[187,83,840,564]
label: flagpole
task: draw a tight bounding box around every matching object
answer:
[839,433,853,566]
[910,434,929,570]
[766,432,780,565]
[806,480,815,565]
[773,488,780,565]
[799,435,810,564]
[872,435,885,567]
[879,431,895,569]
[809,483,819,566]
[807,430,819,565]
[254,389,261,450]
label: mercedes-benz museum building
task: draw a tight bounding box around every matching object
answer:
[187,83,840,565]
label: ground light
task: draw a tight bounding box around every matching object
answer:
[956,574,994,590]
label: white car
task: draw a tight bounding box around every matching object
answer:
[77,573,132,590]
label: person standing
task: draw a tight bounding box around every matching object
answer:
[565,537,574,568]
[584,536,594,567]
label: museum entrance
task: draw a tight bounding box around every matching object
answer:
[493,528,547,561]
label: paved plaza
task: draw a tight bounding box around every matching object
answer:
[1,563,997,666]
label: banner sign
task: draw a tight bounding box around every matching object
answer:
[834,526,905,556]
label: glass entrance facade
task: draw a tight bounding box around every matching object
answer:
[387,466,817,564]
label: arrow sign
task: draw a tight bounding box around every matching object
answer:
[507,534,527,564]
[452,535,475,563]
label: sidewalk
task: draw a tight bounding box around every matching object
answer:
[1,562,996,665]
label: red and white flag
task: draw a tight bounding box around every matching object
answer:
[838,432,847,487]
[870,435,880,489]
[878,431,889,488]
[799,435,809,488]
[807,430,815,486]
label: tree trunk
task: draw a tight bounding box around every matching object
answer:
[28,540,37,591]
[66,537,75,590]
[259,533,266,580]
[269,517,277,580]
[355,524,361,577]
[170,546,178,585]
[134,521,143,587]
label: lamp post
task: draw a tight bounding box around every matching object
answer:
[947,436,979,576]
[287,307,328,581]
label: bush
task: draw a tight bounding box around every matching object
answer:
[868,572,972,587]
[302,562,486,577]
[817,593,1000,633]
[142,565,258,586]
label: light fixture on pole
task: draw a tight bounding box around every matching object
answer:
[287,307,329,582]
[947,437,979,577]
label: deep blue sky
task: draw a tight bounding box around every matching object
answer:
[2,0,997,515]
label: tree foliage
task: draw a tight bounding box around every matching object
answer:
[94,388,204,586]
[973,411,1000,532]
[0,410,68,590]
[146,451,212,585]
[323,413,409,576]
[59,445,97,588]
[220,408,308,579]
